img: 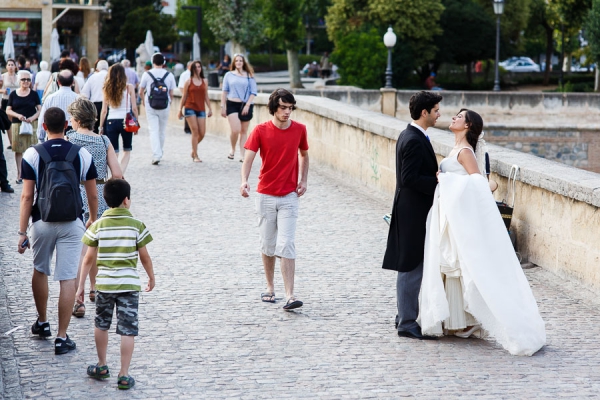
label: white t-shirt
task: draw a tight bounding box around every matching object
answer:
[140,68,176,108]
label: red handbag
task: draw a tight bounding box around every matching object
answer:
[123,91,140,134]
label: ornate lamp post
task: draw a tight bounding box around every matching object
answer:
[383,26,397,88]
[493,0,505,91]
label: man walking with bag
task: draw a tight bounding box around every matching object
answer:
[18,107,99,354]
[139,53,176,165]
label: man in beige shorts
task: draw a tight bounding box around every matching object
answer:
[240,88,309,310]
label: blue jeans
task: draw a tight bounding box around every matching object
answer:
[105,119,133,152]
[184,108,206,118]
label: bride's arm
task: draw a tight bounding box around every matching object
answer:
[457,149,481,175]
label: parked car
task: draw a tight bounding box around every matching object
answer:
[571,62,596,72]
[499,57,536,68]
[504,59,541,73]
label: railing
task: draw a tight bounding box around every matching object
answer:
[52,0,97,5]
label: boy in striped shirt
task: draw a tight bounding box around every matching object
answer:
[77,178,155,390]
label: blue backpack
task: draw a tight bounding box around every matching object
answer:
[147,71,170,110]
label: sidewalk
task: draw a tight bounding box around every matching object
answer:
[1,123,600,398]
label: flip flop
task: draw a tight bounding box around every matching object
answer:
[283,298,303,310]
[261,292,276,303]
[227,153,234,160]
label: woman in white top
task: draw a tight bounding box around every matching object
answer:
[99,63,138,175]
[1,58,19,148]
[33,61,51,101]
[419,109,546,356]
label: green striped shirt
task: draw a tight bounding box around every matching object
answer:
[82,207,153,292]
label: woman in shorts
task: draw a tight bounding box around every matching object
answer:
[220,54,257,162]
[178,61,212,162]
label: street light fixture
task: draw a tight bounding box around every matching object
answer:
[493,0,504,91]
[383,26,397,88]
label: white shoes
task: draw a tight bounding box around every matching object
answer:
[454,325,482,338]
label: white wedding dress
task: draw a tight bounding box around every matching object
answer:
[419,148,546,356]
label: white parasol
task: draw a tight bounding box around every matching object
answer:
[50,28,61,61]
[144,30,154,58]
[3,28,15,60]
[192,32,201,61]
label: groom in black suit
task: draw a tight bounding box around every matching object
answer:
[382,91,442,340]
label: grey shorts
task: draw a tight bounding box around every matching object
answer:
[255,192,298,259]
[30,219,85,281]
[95,291,139,336]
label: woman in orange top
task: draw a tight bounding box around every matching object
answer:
[178,61,213,162]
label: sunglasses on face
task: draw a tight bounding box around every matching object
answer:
[21,78,31,82]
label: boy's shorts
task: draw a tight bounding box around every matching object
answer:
[95,291,139,336]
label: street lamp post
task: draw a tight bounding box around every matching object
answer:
[182,5,202,59]
[383,27,397,88]
[492,0,504,91]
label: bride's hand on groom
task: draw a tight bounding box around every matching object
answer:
[436,171,441,182]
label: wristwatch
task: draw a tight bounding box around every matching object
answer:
[18,231,27,236]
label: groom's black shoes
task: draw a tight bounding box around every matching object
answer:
[398,327,438,340]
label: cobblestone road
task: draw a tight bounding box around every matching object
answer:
[1,122,600,399]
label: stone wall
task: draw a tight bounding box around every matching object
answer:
[167,90,600,289]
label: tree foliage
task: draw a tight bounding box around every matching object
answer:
[175,0,219,54]
[584,0,600,62]
[205,0,264,49]
[100,0,161,48]
[117,6,178,51]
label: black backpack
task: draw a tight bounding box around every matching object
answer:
[34,143,83,222]
[147,71,170,110]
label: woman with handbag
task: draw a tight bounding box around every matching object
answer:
[1,58,20,150]
[178,61,213,162]
[99,63,138,175]
[66,98,123,316]
[6,70,41,184]
[220,54,257,161]
[418,109,546,356]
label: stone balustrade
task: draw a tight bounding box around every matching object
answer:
[167,90,600,289]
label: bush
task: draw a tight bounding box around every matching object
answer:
[330,28,387,89]
[247,54,320,72]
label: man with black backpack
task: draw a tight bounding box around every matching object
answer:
[18,107,99,355]
[139,53,176,165]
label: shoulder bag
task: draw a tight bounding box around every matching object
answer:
[238,75,254,122]
[123,89,140,134]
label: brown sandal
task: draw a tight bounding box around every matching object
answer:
[72,303,85,318]
[89,290,96,302]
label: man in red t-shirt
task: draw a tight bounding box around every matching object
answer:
[241,89,309,310]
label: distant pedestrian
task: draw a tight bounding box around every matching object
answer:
[177,61,194,135]
[121,59,139,89]
[320,52,331,79]
[42,59,81,102]
[1,58,19,149]
[99,63,138,174]
[178,61,212,162]
[217,54,231,77]
[139,53,176,165]
[220,54,257,161]
[77,57,92,83]
[6,70,41,183]
[51,50,70,73]
[0,116,13,192]
[30,58,39,74]
[37,69,78,142]
[33,61,51,101]
[81,60,109,133]
[77,178,155,390]
[240,88,309,310]
[70,47,79,64]
[18,107,99,355]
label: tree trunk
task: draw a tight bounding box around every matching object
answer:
[542,22,553,86]
[287,49,303,88]
[230,41,246,58]
[595,67,599,91]
[269,41,273,69]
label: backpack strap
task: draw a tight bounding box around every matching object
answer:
[65,143,81,163]
[147,71,159,84]
[34,144,52,164]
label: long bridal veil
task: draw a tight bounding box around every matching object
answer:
[419,172,546,356]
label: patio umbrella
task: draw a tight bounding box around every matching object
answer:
[50,28,61,61]
[145,30,154,57]
[3,28,15,60]
[192,32,200,61]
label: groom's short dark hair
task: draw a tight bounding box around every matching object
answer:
[409,91,443,120]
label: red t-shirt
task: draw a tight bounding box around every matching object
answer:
[244,120,309,196]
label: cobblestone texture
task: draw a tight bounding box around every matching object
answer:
[1,123,600,398]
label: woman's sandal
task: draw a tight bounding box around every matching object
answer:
[283,297,303,310]
[227,153,234,160]
[87,364,110,380]
[118,375,135,390]
[193,157,202,163]
[72,303,85,318]
[261,292,276,303]
[89,290,96,302]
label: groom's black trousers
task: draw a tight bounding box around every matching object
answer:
[396,261,424,331]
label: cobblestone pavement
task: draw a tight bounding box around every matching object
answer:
[1,122,600,399]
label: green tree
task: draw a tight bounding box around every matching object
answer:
[584,0,600,90]
[117,6,178,54]
[435,0,495,85]
[262,0,306,87]
[326,0,444,86]
[205,0,264,55]
[473,0,532,55]
[175,0,219,57]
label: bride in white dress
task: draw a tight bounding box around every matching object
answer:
[418,109,546,356]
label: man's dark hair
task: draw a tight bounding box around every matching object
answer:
[152,53,165,66]
[57,71,74,87]
[60,50,70,58]
[58,58,79,75]
[409,91,443,120]
[268,88,296,115]
[103,179,131,208]
[44,107,66,134]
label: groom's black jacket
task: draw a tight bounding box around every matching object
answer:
[382,124,438,272]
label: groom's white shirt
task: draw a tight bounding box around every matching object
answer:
[410,122,428,137]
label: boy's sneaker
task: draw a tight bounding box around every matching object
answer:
[31,319,52,338]
[55,335,76,355]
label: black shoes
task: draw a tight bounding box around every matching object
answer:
[31,319,52,338]
[397,327,438,340]
[55,334,76,355]
[0,184,14,193]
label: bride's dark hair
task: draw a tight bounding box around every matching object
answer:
[459,108,483,152]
